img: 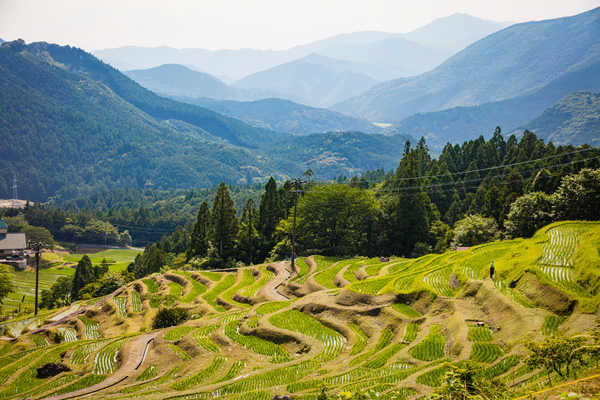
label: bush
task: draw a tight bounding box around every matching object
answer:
[504,192,553,238]
[152,307,189,329]
[452,214,499,248]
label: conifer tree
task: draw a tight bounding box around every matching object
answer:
[187,202,210,259]
[71,255,94,300]
[211,182,238,261]
[236,199,260,264]
[258,177,282,258]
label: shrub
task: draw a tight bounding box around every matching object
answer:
[452,214,499,248]
[152,307,189,329]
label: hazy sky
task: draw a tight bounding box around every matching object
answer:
[1,0,599,51]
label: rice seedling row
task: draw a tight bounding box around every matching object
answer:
[137,365,159,381]
[48,374,106,396]
[93,338,127,375]
[78,315,101,340]
[171,356,227,390]
[217,360,246,383]
[164,326,196,341]
[114,296,128,317]
[179,272,207,303]
[0,349,43,386]
[169,343,192,360]
[416,364,451,387]
[225,320,291,362]
[403,323,418,343]
[57,326,78,342]
[392,303,421,318]
[481,354,521,379]
[269,310,345,361]
[470,342,503,363]
[130,290,143,312]
[121,367,179,394]
[539,226,579,267]
[314,261,348,289]
[168,281,185,297]
[541,315,565,336]
[408,325,444,361]
[348,322,367,355]
[255,300,291,316]
[221,269,255,307]
[203,274,236,311]
[192,325,221,352]
[365,343,406,368]
[423,267,456,297]
[32,334,49,347]
[468,325,493,342]
[71,339,109,365]
[240,267,274,298]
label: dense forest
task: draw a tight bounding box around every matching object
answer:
[126,130,600,277]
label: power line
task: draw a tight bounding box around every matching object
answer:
[392,148,596,181]
[377,155,600,193]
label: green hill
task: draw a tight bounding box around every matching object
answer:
[0,40,410,201]
[520,92,600,146]
[0,221,599,399]
[334,7,600,122]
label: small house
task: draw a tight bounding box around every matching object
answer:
[0,219,27,270]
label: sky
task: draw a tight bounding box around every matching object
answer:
[1,0,599,51]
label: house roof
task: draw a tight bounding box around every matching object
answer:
[0,233,26,250]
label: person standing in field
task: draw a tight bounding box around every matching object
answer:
[489,260,495,280]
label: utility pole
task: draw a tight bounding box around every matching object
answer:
[290,178,305,274]
[29,241,43,315]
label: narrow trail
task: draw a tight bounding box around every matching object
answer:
[258,262,291,301]
[41,332,159,400]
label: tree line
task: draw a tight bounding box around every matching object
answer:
[128,129,600,275]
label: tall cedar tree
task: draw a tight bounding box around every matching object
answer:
[383,140,433,256]
[187,202,211,259]
[211,182,238,261]
[71,255,95,300]
[258,177,283,259]
[236,199,260,264]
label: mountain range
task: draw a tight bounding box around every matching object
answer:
[94,13,509,82]
[334,7,600,123]
[175,97,381,135]
[0,40,410,201]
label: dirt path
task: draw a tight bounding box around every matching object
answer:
[334,264,351,287]
[258,262,291,301]
[41,332,159,400]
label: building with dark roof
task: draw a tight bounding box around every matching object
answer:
[0,219,27,270]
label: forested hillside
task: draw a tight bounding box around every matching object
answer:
[0,40,410,201]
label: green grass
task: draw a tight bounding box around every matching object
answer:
[392,303,421,318]
[32,334,49,347]
[168,281,184,297]
[200,271,223,282]
[408,325,444,361]
[269,310,345,361]
[224,320,291,362]
[314,260,347,289]
[142,278,159,293]
[178,271,207,302]
[171,356,226,390]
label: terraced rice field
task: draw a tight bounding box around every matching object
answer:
[269,310,345,361]
[0,222,596,400]
[408,325,444,361]
[224,319,291,362]
[539,226,580,267]
[57,326,78,342]
[93,338,127,374]
[79,315,101,339]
